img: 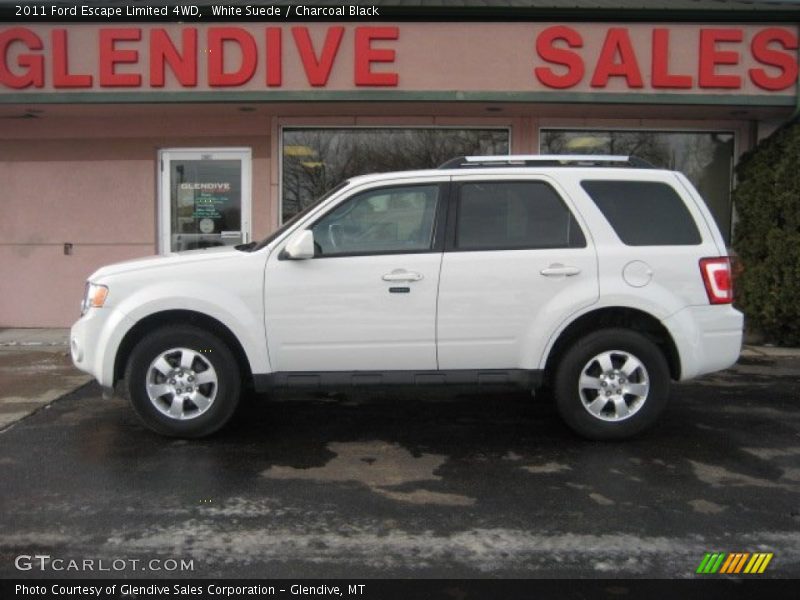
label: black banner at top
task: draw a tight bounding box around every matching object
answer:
[3,1,800,23]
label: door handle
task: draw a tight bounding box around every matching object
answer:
[382,269,424,282]
[540,264,581,277]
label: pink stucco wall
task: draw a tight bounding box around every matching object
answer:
[0,112,270,326]
[0,101,766,327]
[0,19,794,327]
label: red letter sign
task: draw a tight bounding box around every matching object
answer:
[354,26,398,86]
[208,27,257,87]
[699,29,742,89]
[292,27,344,87]
[651,28,692,88]
[266,27,282,87]
[535,26,584,89]
[52,29,92,88]
[750,27,798,91]
[150,28,197,88]
[591,28,643,88]
[99,28,142,87]
[0,27,43,89]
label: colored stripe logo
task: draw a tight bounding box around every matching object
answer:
[696,552,773,574]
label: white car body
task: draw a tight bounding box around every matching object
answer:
[70,156,743,439]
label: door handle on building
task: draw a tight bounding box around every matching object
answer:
[382,270,424,282]
[540,264,581,277]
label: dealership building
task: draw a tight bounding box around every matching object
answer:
[1,0,798,326]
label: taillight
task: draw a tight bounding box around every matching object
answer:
[699,257,733,304]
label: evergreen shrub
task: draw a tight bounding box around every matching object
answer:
[731,120,800,346]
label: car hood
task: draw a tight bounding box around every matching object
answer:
[90,246,243,281]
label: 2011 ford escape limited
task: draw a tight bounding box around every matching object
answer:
[71,155,743,440]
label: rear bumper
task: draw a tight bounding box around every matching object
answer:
[662,304,744,381]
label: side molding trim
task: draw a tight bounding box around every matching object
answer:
[253,369,542,392]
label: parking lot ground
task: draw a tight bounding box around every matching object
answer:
[1,355,799,579]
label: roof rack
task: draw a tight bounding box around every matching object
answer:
[438,155,655,169]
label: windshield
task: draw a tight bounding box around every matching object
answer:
[244,181,350,252]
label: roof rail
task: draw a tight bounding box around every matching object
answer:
[438,154,655,169]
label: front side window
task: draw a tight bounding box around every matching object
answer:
[581,180,701,246]
[455,181,586,251]
[312,185,440,257]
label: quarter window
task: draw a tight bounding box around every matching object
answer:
[581,180,702,246]
[312,185,440,257]
[455,181,586,251]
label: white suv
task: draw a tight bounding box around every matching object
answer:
[71,155,743,440]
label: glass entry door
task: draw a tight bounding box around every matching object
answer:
[159,148,251,253]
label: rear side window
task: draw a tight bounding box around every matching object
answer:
[455,181,586,250]
[580,180,701,246]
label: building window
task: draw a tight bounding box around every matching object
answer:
[282,127,510,222]
[541,129,735,243]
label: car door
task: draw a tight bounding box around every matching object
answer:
[265,178,448,372]
[437,175,599,369]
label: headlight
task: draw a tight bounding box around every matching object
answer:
[81,282,109,316]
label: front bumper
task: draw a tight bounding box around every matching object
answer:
[71,307,135,391]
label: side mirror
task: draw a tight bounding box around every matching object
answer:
[282,229,315,260]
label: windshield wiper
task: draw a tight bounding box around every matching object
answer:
[234,241,258,252]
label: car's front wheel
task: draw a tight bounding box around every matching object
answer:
[553,328,670,440]
[125,325,241,438]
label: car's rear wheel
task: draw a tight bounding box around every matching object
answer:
[125,325,241,438]
[553,328,670,440]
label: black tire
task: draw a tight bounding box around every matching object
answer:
[553,328,670,441]
[125,325,241,438]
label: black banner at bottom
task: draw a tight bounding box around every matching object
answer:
[2,579,799,600]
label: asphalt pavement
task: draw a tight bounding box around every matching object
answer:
[1,349,799,579]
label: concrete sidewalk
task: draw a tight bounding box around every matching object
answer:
[0,328,89,431]
[740,344,800,358]
[0,327,70,348]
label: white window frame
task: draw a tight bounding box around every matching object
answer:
[158,147,252,254]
